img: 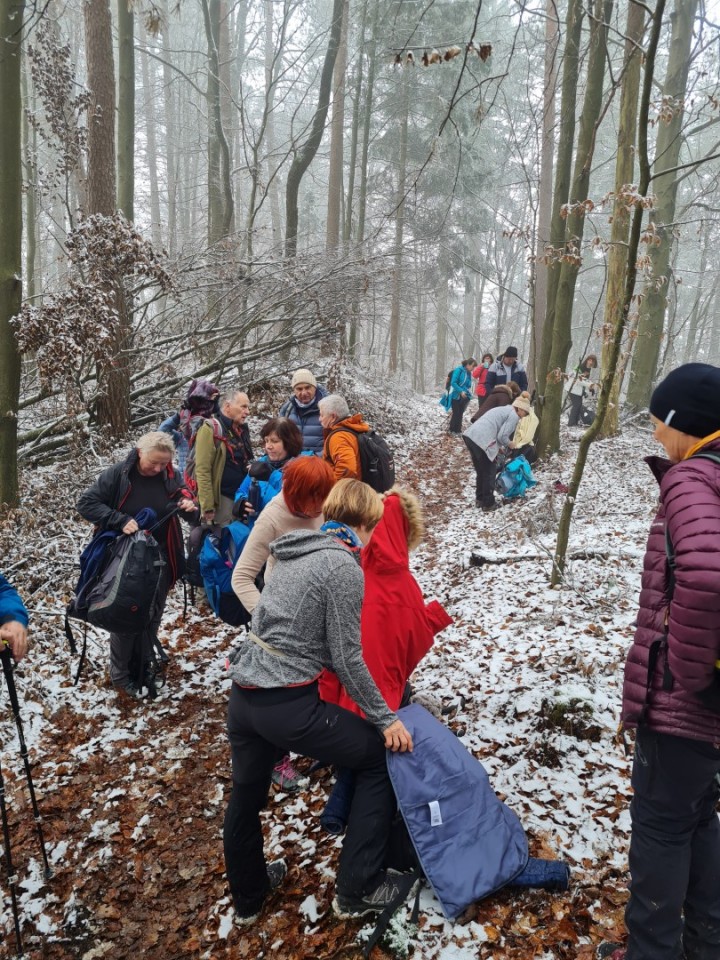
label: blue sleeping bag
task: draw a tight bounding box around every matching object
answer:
[387,704,529,919]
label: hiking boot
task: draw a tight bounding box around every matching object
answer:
[332,870,416,919]
[234,859,287,927]
[272,755,303,791]
[482,501,500,513]
[117,679,147,700]
[596,944,625,960]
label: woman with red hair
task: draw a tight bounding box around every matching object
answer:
[232,455,336,616]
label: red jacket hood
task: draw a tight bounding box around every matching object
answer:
[362,494,409,575]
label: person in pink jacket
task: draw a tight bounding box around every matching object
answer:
[600,363,720,960]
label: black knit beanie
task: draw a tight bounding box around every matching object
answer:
[649,363,720,438]
[503,346,518,359]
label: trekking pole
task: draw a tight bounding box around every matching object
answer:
[0,756,24,957]
[0,649,53,881]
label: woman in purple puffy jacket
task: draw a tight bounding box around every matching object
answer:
[600,363,720,960]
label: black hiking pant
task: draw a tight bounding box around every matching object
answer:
[463,436,496,507]
[567,392,583,426]
[449,396,470,433]
[224,681,395,912]
[625,728,720,960]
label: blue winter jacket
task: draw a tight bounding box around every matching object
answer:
[485,359,529,393]
[448,366,472,402]
[279,385,327,455]
[159,412,189,475]
[0,574,29,628]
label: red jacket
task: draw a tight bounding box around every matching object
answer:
[472,364,491,398]
[318,492,452,715]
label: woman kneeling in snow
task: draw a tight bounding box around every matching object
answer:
[223,479,413,925]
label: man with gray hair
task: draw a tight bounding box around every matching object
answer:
[195,390,253,526]
[318,394,370,482]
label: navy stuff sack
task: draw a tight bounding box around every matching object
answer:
[495,454,537,500]
[387,704,529,920]
[199,521,254,626]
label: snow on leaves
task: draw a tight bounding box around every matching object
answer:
[12,214,171,392]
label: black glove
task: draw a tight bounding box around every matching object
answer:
[232,497,250,520]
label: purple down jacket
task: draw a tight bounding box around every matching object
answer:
[622,441,720,742]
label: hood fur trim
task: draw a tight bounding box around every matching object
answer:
[384,486,425,551]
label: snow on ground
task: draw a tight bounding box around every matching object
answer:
[0,376,660,958]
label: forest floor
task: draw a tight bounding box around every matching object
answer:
[0,379,657,960]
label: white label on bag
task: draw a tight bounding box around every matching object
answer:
[429,800,443,826]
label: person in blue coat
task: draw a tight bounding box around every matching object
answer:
[485,346,529,394]
[278,369,327,455]
[448,358,476,434]
[232,417,307,526]
[0,573,29,662]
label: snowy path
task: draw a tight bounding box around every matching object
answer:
[0,392,658,959]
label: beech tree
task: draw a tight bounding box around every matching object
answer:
[0,0,24,506]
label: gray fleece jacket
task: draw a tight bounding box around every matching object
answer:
[463,405,519,461]
[228,529,397,732]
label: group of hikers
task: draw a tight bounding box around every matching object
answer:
[443,347,603,511]
[3,360,720,960]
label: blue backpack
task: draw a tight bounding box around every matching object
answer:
[198,521,254,626]
[495,454,537,499]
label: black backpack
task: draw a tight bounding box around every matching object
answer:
[66,509,177,685]
[84,531,165,634]
[330,427,396,493]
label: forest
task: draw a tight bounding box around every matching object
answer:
[1,0,719,503]
[0,0,720,956]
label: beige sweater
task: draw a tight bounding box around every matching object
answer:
[231,492,324,614]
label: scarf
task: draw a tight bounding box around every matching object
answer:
[320,520,362,554]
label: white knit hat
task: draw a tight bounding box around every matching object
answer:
[512,395,532,414]
[291,368,317,388]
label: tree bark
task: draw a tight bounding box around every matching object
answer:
[536,0,613,458]
[0,0,24,506]
[536,0,584,397]
[598,0,646,437]
[389,66,408,374]
[85,0,131,436]
[117,0,134,222]
[551,0,666,584]
[326,0,349,250]
[140,24,163,248]
[285,0,344,259]
[626,0,700,408]
[529,0,559,391]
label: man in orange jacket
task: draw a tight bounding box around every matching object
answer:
[318,394,370,481]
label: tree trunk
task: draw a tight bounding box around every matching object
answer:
[117,0,134,221]
[161,0,178,253]
[22,53,36,304]
[140,25,162,248]
[536,0,613,458]
[388,67,408,374]
[626,0,700,408]
[551,0,666,584]
[203,0,234,244]
[0,0,24,507]
[598,0,646,437]
[326,0,349,250]
[85,0,131,436]
[434,256,450,386]
[285,0,344,259]
[536,0,584,397]
[355,0,379,248]
[529,0,559,391]
[343,0,367,246]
